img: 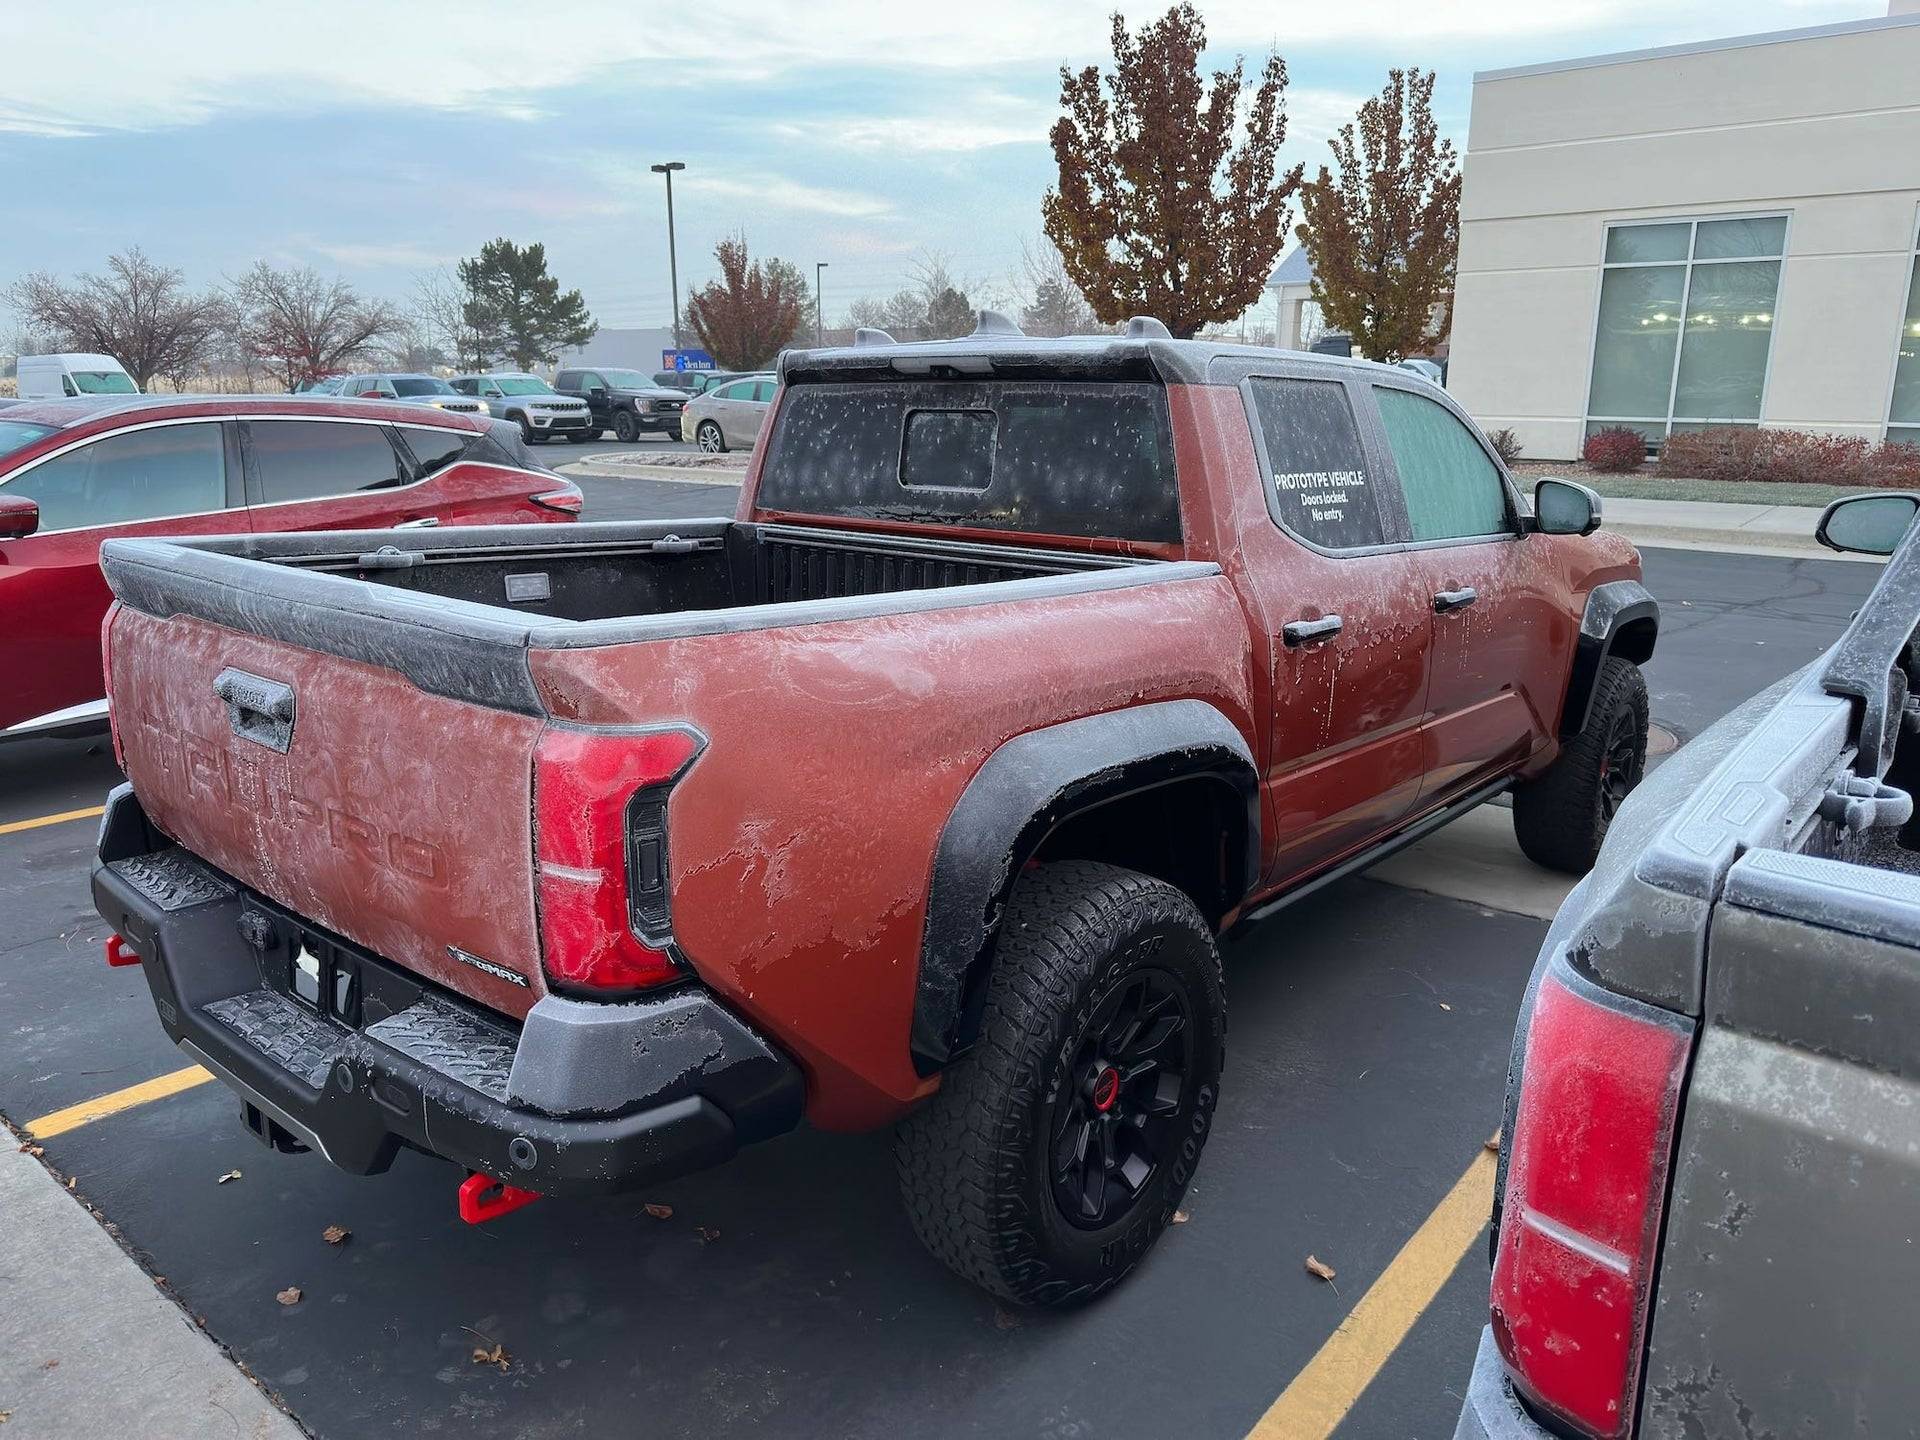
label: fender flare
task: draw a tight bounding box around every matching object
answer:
[1561,580,1659,739]
[910,699,1259,1077]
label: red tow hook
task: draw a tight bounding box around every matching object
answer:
[104,933,141,968]
[458,1172,542,1224]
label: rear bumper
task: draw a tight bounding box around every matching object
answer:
[1454,1327,1552,1440]
[91,783,804,1196]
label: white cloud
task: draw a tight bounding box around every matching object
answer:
[682,174,895,220]
[0,0,1865,136]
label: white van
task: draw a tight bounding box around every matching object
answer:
[16,353,138,400]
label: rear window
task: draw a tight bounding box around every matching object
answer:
[758,381,1180,543]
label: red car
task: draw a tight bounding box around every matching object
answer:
[0,396,582,738]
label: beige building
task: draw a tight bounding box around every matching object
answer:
[1448,7,1920,461]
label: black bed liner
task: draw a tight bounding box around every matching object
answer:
[101,519,1219,716]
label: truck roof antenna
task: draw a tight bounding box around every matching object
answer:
[972,310,1024,338]
[1125,316,1172,340]
[854,327,897,347]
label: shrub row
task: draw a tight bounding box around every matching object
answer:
[1579,424,1920,486]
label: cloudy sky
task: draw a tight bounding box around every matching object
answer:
[0,0,1867,332]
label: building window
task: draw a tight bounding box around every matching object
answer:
[1888,218,1920,444]
[1586,215,1785,445]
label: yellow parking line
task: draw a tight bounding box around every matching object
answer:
[26,1066,214,1140]
[0,804,106,838]
[1246,1143,1498,1440]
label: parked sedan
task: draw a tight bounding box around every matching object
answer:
[449,373,594,443]
[681,374,775,452]
[1456,495,1920,1439]
[340,372,488,417]
[0,396,580,739]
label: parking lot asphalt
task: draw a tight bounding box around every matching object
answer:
[0,521,1883,1439]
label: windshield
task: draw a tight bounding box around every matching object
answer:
[0,421,56,460]
[493,377,555,396]
[602,370,652,390]
[392,376,456,397]
[72,370,138,395]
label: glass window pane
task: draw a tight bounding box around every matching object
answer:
[1587,266,1685,419]
[1693,216,1787,260]
[1605,223,1689,264]
[1889,258,1920,427]
[250,420,404,503]
[399,425,471,477]
[1671,260,1780,421]
[1246,377,1384,549]
[1588,420,1664,445]
[1374,387,1510,542]
[900,410,994,491]
[4,423,226,531]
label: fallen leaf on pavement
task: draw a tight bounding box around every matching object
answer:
[471,1342,510,1372]
[696,1225,721,1244]
[275,1287,302,1307]
[65,1177,75,1190]
[1305,1255,1337,1282]
[1485,1129,1502,1153]
[1439,1002,1452,1011]
[322,1225,350,1246]
[1,1408,12,1424]
[644,1203,673,1220]
[217,1169,243,1185]
[1171,1209,1190,1225]
[18,1144,43,1157]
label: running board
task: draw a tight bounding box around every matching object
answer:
[1,698,110,742]
[1234,777,1513,930]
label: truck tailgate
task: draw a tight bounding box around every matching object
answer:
[108,605,548,1018]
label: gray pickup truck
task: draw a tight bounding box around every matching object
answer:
[1458,490,1920,1439]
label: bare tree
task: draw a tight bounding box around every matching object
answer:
[412,267,486,371]
[227,262,402,390]
[844,296,891,330]
[1018,237,1100,337]
[8,247,227,389]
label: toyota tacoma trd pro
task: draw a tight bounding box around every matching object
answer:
[90,317,1656,1305]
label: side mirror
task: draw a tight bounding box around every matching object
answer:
[1816,492,1920,556]
[1533,478,1602,537]
[587,384,608,398]
[0,495,40,541]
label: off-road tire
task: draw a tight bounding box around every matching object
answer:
[612,409,640,443]
[894,860,1226,1307]
[1513,656,1649,874]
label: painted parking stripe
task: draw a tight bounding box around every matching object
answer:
[25,1065,214,1139]
[0,804,106,838]
[1246,1143,1498,1440]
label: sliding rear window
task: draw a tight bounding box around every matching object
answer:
[757,381,1180,543]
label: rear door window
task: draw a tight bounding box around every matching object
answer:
[1372,387,1511,542]
[398,425,472,477]
[1245,377,1387,550]
[247,419,406,504]
[3,422,229,530]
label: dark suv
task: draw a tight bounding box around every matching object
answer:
[553,367,688,443]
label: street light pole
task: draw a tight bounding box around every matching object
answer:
[650,161,687,351]
[815,261,828,346]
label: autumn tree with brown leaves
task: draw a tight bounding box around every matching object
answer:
[685,237,806,370]
[1296,69,1461,363]
[1042,4,1303,339]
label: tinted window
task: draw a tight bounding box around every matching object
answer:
[4,423,227,530]
[249,420,404,503]
[398,425,471,477]
[0,422,55,461]
[759,381,1179,543]
[1246,378,1384,550]
[901,410,994,491]
[1373,387,1510,542]
[451,378,477,395]
[391,376,454,397]
[555,371,580,390]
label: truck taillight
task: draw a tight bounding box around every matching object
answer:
[1489,960,1692,1439]
[533,724,703,994]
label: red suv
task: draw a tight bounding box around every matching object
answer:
[0,396,582,739]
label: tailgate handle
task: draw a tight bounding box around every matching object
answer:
[213,668,296,754]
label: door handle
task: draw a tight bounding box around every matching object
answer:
[395,516,440,529]
[1283,614,1344,647]
[1432,587,1478,613]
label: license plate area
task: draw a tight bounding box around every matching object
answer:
[285,928,361,1028]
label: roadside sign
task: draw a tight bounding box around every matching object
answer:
[662,349,715,372]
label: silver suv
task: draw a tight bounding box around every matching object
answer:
[339,373,487,416]
[450,373,594,445]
